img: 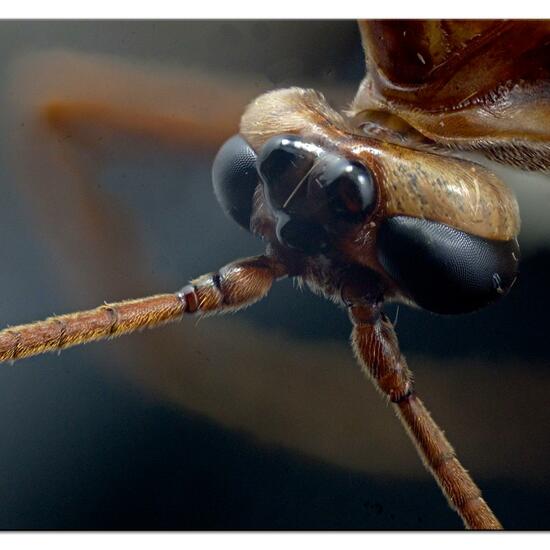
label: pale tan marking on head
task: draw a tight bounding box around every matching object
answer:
[241,87,520,241]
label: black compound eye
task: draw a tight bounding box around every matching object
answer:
[257,135,321,213]
[317,158,376,220]
[377,216,520,314]
[276,216,329,255]
[212,134,258,230]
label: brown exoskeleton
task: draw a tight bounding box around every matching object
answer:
[1,20,549,529]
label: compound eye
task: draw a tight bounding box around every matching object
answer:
[257,135,320,213]
[212,134,258,230]
[320,158,376,220]
[276,216,329,255]
[377,216,520,314]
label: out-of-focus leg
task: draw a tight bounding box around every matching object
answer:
[6,50,271,299]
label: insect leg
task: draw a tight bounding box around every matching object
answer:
[0,255,287,365]
[181,255,287,315]
[349,303,502,530]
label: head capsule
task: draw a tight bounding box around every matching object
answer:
[223,88,521,315]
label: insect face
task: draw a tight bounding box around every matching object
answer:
[213,87,521,315]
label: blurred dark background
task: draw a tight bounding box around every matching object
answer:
[0,21,548,530]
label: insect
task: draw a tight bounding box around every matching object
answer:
[1,20,549,529]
